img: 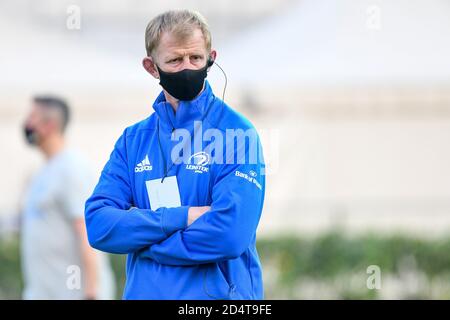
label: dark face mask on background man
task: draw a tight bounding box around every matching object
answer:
[156,57,213,101]
[23,126,39,146]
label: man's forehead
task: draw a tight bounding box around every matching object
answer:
[156,29,207,57]
[31,103,44,114]
[32,103,58,118]
[28,104,47,122]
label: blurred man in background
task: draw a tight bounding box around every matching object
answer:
[21,96,115,299]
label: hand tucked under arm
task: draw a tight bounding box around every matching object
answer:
[188,206,211,226]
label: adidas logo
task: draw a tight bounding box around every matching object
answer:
[134,155,153,173]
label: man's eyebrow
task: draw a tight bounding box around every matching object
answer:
[162,55,181,62]
[165,53,181,58]
[163,51,205,61]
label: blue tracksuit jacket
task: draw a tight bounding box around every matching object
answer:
[85,81,265,299]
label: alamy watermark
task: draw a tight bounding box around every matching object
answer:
[163,121,279,176]
[66,5,81,30]
[366,265,382,290]
[66,264,81,290]
[366,4,382,31]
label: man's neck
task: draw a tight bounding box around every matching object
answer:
[40,134,65,160]
[164,93,180,113]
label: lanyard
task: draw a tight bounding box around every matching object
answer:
[156,97,218,183]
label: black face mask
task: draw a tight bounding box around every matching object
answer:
[23,126,39,146]
[157,58,213,101]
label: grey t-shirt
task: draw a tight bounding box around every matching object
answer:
[21,149,115,300]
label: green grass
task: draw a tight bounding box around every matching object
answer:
[2,232,450,299]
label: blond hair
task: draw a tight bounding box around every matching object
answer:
[145,10,212,57]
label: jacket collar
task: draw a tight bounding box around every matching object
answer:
[152,80,216,131]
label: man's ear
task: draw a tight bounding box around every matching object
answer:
[208,50,217,70]
[143,56,159,79]
[210,50,217,61]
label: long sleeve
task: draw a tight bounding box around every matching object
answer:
[84,131,188,254]
[139,136,265,265]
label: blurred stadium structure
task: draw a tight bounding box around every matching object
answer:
[1,0,450,299]
[2,0,450,237]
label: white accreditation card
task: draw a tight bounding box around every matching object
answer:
[145,176,181,211]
